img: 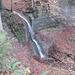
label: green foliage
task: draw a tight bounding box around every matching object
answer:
[73,40,75,41]
[69,37,75,42]
[33,15,39,18]
[66,37,75,45]
[33,7,38,18]
[69,37,72,41]
[14,70,25,74]
[12,62,21,71]
[9,58,25,75]
[36,1,40,4]
[9,58,21,71]
[29,16,32,26]
[41,70,50,75]
[25,67,31,73]
[10,58,16,69]
[0,31,12,64]
[0,65,7,72]
[0,31,12,73]
[0,58,25,75]
[0,58,31,75]
[0,28,31,75]
[67,42,71,45]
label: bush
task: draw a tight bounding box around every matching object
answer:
[0,31,31,75]
[0,31,12,67]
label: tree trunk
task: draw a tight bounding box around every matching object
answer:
[0,0,2,10]
[32,0,34,8]
[11,0,13,12]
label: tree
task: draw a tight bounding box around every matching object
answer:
[0,0,3,10]
[11,0,13,12]
[32,0,34,8]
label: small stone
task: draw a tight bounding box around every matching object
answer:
[70,66,73,69]
[66,57,74,64]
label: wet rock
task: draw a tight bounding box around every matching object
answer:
[66,57,74,64]
[48,43,67,62]
[36,27,75,55]
[32,0,75,32]
[48,43,72,64]
[71,65,75,71]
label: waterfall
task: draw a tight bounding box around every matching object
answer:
[13,11,45,59]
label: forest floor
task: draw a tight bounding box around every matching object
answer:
[1,18,75,75]
[0,0,75,75]
[16,27,75,75]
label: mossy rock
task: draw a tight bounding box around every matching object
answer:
[1,10,27,46]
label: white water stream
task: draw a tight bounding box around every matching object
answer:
[13,11,45,59]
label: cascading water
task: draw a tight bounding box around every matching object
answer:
[13,11,45,59]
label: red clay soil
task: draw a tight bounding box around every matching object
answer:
[36,26,75,55]
[2,0,75,74]
[17,26,75,75]
[3,0,32,12]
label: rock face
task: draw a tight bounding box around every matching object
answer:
[35,27,75,55]
[16,27,75,75]
[2,0,75,32]
[34,26,75,68]
[32,0,75,32]
[58,0,75,26]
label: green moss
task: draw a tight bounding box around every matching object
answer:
[73,40,75,41]
[33,15,38,18]
[26,7,33,13]
[33,7,39,18]
[2,10,26,46]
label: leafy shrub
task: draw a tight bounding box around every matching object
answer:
[0,58,31,75]
[0,31,12,65]
[41,70,50,75]
[2,58,25,75]
[0,31,31,75]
